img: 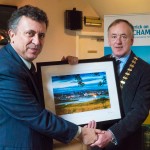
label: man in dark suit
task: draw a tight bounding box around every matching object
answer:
[89,19,150,150]
[0,5,101,150]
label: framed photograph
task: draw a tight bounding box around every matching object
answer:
[36,58,122,125]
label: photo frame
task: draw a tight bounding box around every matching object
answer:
[37,58,122,125]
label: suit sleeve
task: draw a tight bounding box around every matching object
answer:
[0,62,78,143]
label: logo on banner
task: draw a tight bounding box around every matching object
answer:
[134,25,150,39]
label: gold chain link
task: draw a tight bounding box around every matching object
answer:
[120,57,138,89]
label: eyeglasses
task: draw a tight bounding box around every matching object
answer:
[109,34,128,42]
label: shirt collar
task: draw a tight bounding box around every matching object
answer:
[112,50,131,64]
[19,56,31,69]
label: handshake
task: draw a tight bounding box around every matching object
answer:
[77,121,114,148]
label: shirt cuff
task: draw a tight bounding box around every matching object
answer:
[108,129,118,145]
[74,126,82,139]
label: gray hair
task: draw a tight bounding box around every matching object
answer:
[108,19,134,37]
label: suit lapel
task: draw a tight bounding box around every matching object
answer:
[5,44,43,106]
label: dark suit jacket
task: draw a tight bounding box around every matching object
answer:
[0,44,78,150]
[94,51,150,150]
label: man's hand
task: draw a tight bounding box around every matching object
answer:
[79,127,102,145]
[85,120,97,128]
[61,56,78,65]
[91,130,113,148]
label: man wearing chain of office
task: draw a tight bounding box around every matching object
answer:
[87,19,150,150]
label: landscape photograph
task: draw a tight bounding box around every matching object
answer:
[51,71,111,115]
